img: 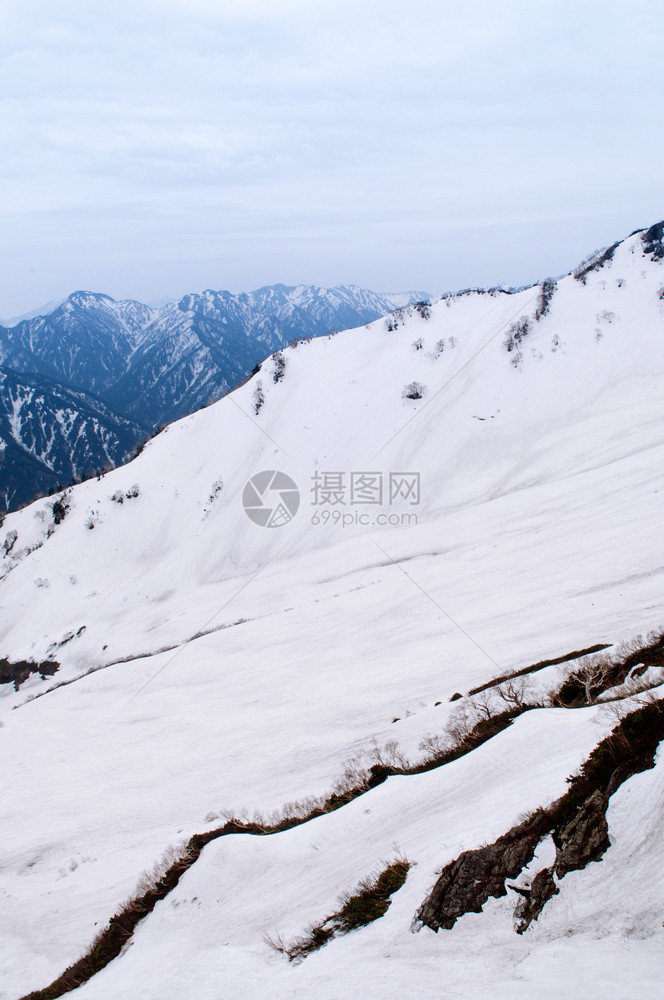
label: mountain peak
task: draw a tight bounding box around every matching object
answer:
[66,290,116,307]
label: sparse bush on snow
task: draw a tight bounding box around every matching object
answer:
[573,241,620,283]
[495,677,528,710]
[253,380,265,415]
[206,478,223,506]
[402,382,426,400]
[272,351,286,383]
[534,278,557,321]
[548,631,664,707]
[3,528,17,554]
[504,317,530,366]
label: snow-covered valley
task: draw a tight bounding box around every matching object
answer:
[1,223,664,999]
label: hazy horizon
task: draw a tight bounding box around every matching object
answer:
[1,0,662,318]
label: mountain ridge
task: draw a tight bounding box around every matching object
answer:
[0,283,428,510]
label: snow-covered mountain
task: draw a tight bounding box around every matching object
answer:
[0,284,427,508]
[0,368,146,510]
[0,292,155,397]
[105,283,428,427]
[1,222,664,1000]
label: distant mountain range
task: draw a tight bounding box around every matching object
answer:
[0,284,428,510]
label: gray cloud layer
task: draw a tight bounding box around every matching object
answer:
[1,0,662,314]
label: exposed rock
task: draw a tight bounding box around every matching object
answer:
[0,656,60,690]
[415,813,548,931]
[554,789,610,877]
[417,700,664,936]
[642,220,664,261]
[513,867,559,933]
[507,882,531,899]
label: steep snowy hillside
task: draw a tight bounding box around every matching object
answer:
[0,368,146,510]
[0,284,426,508]
[106,284,424,427]
[1,223,663,1000]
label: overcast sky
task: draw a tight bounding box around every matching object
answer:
[1,0,662,317]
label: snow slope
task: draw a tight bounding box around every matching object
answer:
[1,224,663,999]
[0,284,427,509]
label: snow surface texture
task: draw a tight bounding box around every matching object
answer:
[1,226,663,998]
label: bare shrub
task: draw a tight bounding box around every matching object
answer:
[366,739,409,771]
[573,242,620,283]
[331,752,371,798]
[470,691,496,721]
[272,352,286,382]
[418,733,449,759]
[444,699,479,747]
[614,632,657,663]
[3,529,17,554]
[125,842,194,913]
[547,633,664,708]
[253,380,264,414]
[534,278,557,321]
[495,677,528,710]
[504,317,530,364]
[213,739,411,836]
[264,931,299,960]
[402,381,426,400]
[549,654,615,706]
[597,670,664,705]
[206,478,223,506]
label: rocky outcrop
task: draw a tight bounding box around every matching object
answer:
[513,867,559,933]
[417,698,664,936]
[554,789,610,877]
[0,656,59,690]
[415,812,549,932]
